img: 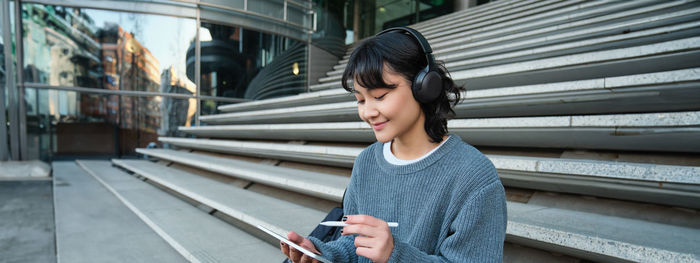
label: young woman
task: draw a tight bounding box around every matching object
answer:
[281,27,507,263]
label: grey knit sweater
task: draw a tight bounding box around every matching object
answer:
[308,134,507,262]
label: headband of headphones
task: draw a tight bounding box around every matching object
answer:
[376,26,436,68]
[375,26,442,103]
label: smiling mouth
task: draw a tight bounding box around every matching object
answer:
[372,121,388,130]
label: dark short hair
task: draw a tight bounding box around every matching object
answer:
[342,31,465,143]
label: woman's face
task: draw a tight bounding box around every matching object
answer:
[353,67,424,143]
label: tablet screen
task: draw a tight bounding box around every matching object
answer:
[256,225,332,263]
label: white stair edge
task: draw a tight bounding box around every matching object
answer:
[135,148,349,202]
[110,159,327,237]
[76,160,284,262]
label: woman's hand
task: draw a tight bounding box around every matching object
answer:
[280,231,322,263]
[342,215,395,263]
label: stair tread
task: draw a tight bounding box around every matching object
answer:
[110,159,328,237]
[135,148,349,202]
[52,161,186,263]
[77,160,285,262]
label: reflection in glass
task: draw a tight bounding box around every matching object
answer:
[21,3,196,94]
[247,0,284,21]
[195,22,307,100]
[24,88,195,161]
[1,4,4,97]
[332,0,454,41]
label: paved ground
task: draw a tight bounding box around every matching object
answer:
[0,180,56,263]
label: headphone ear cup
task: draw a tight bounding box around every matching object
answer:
[413,70,442,103]
[412,69,427,102]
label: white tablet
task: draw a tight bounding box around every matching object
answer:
[256,225,332,263]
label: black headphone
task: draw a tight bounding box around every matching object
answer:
[376,26,443,103]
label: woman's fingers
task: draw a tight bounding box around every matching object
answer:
[344,215,382,227]
[283,231,323,263]
[353,236,374,248]
[342,223,376,237]
[281,242,289,256]
[288,246,303,262]
[300,254,317,263]
[288,231,305,244]
[342,215,395,263]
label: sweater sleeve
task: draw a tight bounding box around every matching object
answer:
[306,151,364,263]
[388,179,507,263]
[307,189,359,263]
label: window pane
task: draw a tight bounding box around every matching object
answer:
[199,23,307,100]
[288,4,308,28]
[1,3,4,96]
[21,4,196,95]
[24,88,195,161]
[248,0,284,20]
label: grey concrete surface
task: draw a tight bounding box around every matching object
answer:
[203,69,700,124]
[182,110,700,153]
[76,160,285,262]
[0,160,51,180]
[424,0,575,39]
[0,180,55,263]
[319,36,700,84]
[157,137,700,209]
[159,136,361,168]
[507,202,700,262]
[218,87,350,113]
[215,68,700,118]
[329,3,699,77]
[110,159,327,240]
[111,158,700,262]
[52,161,185,263]
[135,148,349,202]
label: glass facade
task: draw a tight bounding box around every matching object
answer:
[1,0,15,161]
[24,88,195,160]
[329,0,455,44]
[22,4,196,92]
[196,22,307,100]
[2,0,459,161]
[0,0,4,161]
[2,0,315,161]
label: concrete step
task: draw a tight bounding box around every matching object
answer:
[110,159,328,244]
[328,8,700,76]
[156,137,700,209]
[159,137,361,168]
[104,157,588,262]
[184,111,700,153]
[52,161,186,263]
[218,88,349,113]
[308,81,344,92]
[333,0,601,70]
[420,0,562,38]
[111,160,700,262]
[76,160,284,262]
[331,1,683,72]
[317,37,700,91]
[503,242,581,263]
[412,0,521,31]
[134,148,349,202]
[205,68,700,123]
[432,6,700,58]
[428,0,660,48]
[506,201,700,262]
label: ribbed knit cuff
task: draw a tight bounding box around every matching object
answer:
[387,234,402,262]
[308,235,355,263]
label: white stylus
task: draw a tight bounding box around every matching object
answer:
[320,221,399,227]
